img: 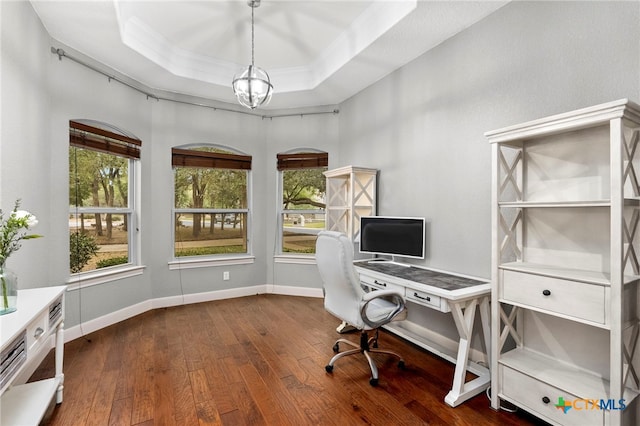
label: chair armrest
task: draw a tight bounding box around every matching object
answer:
[360,290,406,329]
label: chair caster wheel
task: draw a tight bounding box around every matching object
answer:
[398,360,405,369]
[325,365,334,373]
[333,343,339,353]
[369,377,378,386]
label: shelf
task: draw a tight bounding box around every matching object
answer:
[499,262,640,286]
[485,99,640,143]
[1,378,60,425]
[499,199,640,208]
[500,348,640,403]
[385,322,489,379]
[0,286,66,426]
[324,166,377,242]
[489,99,640,424]
[499,200,610,208]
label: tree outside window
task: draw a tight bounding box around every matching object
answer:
[69,120,139,273]
[278,151,328,254]
[173,146,251,258]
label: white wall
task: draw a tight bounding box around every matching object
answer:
[1,0,639,338]
[338,0,640,278]
[336,0,639,346]
[1,0,52,288]
[147,101,267,299]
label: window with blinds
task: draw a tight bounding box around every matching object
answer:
[69,120,140,274]
[172,145,252,258]
[277,151,328,255]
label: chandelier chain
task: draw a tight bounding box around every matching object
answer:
[251,4,255,67]
[232,0,272,109]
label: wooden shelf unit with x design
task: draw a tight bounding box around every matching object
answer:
[487,99,640,426]
[323,166,378,243]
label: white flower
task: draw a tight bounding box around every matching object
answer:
[12,210,38,228]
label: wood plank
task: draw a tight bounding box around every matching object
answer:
[108,397,132,426]
[34,294,545,425]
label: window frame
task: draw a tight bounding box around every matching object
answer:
[275,150,328,263]
[169,144,254,270]
[68,120,143,287]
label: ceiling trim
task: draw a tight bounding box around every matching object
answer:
[51,46,340,119]
[114,0,416,94]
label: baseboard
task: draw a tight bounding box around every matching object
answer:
[65,284,323,343]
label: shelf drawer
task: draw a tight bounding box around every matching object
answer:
[501,269,605,324]
[500,365,603,426]
[26,311,49,353]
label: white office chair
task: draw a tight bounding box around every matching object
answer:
[315,230,407,386]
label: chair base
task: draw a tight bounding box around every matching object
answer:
[324,330,405,386]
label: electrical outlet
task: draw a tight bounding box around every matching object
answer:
[223,271,230,281]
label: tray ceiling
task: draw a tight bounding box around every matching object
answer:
[31,0,509,109]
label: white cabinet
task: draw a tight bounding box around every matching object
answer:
[323,166,377,243]
[1,286,66,425]
[487,99,640,425]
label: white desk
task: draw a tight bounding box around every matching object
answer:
[1,286,66,426]
[354,260,491,407]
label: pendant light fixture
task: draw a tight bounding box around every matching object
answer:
[232,0,273,109]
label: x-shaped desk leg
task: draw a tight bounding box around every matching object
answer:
[444,295,491,407]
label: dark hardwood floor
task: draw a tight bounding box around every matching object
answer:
[31,294,545,425]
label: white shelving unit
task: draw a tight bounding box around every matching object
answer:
[324,166,377,334]
[323,165,377,243]
[487,99,640,426]
[1,286,66,425]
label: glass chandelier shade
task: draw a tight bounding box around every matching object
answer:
[232,0,273,109]
[233,65,273,109]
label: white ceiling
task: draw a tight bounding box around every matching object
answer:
[31,0,509,110]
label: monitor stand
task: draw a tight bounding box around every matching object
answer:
[367,256,411,267]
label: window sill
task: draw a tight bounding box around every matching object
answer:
[274,255,317,265]
[67,265,146,290]
[168,255,255,270]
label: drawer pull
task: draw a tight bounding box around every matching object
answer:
[374,280,387,287]
[413,292,431,302]
[542,396,550,404]
[542,289,551,296]
[34,327,44,339]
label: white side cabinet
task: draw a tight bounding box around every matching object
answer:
[323,166,377,243]
[1,286,66,425]
[487,99,640,426]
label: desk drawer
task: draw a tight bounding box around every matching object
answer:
[406,289,442,311]
[500,365,603,426]
[359,275,404,294]
[501,269,605,324]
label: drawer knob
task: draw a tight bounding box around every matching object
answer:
[542,396,550,404]
[34,327,44,339]
[542,289,551,296]
[374,280,387,287]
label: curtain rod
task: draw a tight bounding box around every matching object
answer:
[50,47,339,120]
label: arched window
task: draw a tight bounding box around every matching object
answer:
[276,149,328,256]
[172,145,252,261]
[69,119,141,275]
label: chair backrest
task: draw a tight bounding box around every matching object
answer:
[315,231,366,327]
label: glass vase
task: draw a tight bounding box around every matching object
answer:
[0,264,17,315]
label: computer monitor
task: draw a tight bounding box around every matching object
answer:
[359,216,425,260]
